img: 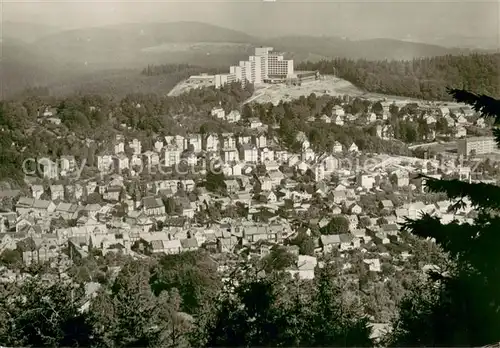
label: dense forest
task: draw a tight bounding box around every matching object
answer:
[0,232,447,348]
[297,53,500,101]
[141,63,224,77]
[6,64,224,100]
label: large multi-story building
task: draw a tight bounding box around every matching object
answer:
[457,136,496,156]
[214,47,294,88]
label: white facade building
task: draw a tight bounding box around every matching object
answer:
[164,147,181,167]
[226,47,294,87]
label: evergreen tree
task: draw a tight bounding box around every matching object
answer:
[388,88,500,346]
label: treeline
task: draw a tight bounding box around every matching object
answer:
[297,53,500,100]
[8,64,225,100]
[0,238,446,347]
[141,63,223,77]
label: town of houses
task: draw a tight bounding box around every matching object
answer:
[0,98,488,282]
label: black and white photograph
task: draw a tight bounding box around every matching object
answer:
[0,0,499,346]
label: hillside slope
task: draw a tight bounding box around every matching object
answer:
[298,53,500,100]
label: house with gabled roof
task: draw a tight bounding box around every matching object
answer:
[240,144,259,163]
[16,214,35,233]
[31,185,45,200]
[50,185,64,202]
[205,133,220,152]
[254,134,267,148]
[142,196,165,216]
[348,142,359,153]
[16,197,35,215]
[320,234,340,253]
[348,203,362,215]
[339,233,357,250]
[181,238,199,252]
[333,141,343,153]
[379,200,394,211]
[226,110,241,123]
[32,200,56,217]
[330,190,347,205]
[159,239,183,255]
[364,258,381,272]
[249,117,263,129]
[55,203,80,220]
[332,105,345,117]
[224,179,240,194]
[320,114,332,123]
[408,201,426,219]
[104,186,122,202]
[287,255,317,280]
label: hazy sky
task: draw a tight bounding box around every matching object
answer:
[2,0,499,40]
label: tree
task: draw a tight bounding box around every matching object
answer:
[150,251,222,315]
[435,117,449,134]
[260,246,297,273]
[91,260,192,347]
[0,276,95,347]
[322,215,350,235]
[371,101,383,114]
[388,89,500,347]
[242,104,253,120]
[288,230,315,256]
[254,164,267,177]
[192,264,373,347]
[0,249,22,266]
[303,264,373,347]
[376,217,389,226]
[359,216,372,228]
[163,196,177,215]
[204,170,226,194]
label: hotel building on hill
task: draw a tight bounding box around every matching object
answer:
[213,47,295,88]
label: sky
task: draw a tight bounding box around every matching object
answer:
[2,0,499,41]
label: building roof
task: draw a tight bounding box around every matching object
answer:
[267,170,284,180]
[320,234,340,245]
[17,197,34,207]
[180,238,198,249]
[33,200,52,209]
[163,239,182,249]
[381,200,394,208]
[56,203,78,213]
[143,196,164,210]
[339,233,354,243]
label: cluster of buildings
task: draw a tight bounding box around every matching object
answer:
[0,120,478,276]
[0,140,476,278]
[0,85,493,296]
[188,46,313,88]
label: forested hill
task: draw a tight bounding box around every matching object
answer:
[297,53,500,101]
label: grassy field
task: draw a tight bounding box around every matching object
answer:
[245,75,472,106]
[247,75,364,105]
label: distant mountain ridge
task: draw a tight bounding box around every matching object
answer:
[25,21,485,63]
[0,21,495,99]
[1,21,62,43]
[263,36,481,61]
[32,21,257,50]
